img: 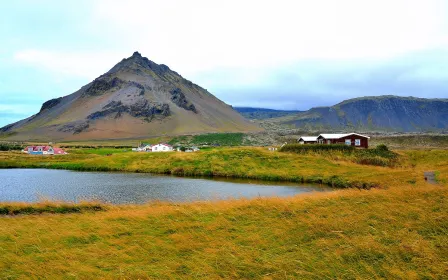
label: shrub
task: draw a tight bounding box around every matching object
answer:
[376,144,389,152]
[0,203,105,215]
[191,133,244,146]
[0,143,23,151]
[279,144,355,153]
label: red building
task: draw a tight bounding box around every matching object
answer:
[316,133,370,148]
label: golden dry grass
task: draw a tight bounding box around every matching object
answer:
[0,185,446,279]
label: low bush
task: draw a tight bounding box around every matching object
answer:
[376,144,389,151]
[0,203,105,215]
[0,143,23,151]
[280,144,355,153]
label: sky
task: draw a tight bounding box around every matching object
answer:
[1,0,447,127]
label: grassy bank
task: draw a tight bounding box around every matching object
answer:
[0,185,446,278]
[280,144,399,167]
[1,147,447,188]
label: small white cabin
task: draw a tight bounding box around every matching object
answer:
[298,136,318,144]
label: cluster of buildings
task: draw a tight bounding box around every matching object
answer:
[133,143,174,152]
[23,146,68,155]
[298,133,370,148]
[20,133,369,156]
[133,143,200,153]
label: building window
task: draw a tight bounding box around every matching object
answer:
[327,140,331,144]
[355,139,361,146]
[345,139,351,145]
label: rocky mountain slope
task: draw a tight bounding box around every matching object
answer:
[1,52,261,141]
[254,96,448,132]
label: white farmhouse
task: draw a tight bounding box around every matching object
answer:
[151,143,174,152]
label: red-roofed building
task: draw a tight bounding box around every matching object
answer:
[23,146,67,155]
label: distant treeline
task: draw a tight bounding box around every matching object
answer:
[60,145,133,149]
[169,133,244,146]
[0,143,23,151]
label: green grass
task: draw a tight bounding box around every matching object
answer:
[191,133,244,146]
[1,147,446,189]
[168,135,190,145]
[169,133,245,147]
[69,147,132,155]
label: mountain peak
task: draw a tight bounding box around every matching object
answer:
[107,52,172,76]
[132,51,142,57]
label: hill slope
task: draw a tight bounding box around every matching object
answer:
[0,52,261,141]
[260,96,448,132]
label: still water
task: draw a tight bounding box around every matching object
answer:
[0,169,329,204]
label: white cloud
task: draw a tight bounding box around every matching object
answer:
[90,0,448,74]
[13,0,448,81]
[13,49,128,80]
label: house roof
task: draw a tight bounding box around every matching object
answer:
[299,136,318,142]
[24,145,58,152]
[29,145,52,151]
[154,143,173,147]
[318,133,370,139]
[53,148,67,154]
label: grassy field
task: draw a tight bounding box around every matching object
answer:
[0,185,446,279]
[0,147,447,278]
[1,147,447,188]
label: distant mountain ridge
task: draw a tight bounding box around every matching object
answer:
[234,107,301,119]
[245,96,448,132]
[0,52,261,141]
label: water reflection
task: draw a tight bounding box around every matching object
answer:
[0,169,330,204]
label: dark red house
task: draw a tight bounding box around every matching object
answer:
[316,133,370,148]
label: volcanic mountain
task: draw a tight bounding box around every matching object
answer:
[1,52,261,141]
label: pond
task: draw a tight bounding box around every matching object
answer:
[0,169,330,204]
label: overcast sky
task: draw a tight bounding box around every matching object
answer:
[1,0,447,126]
